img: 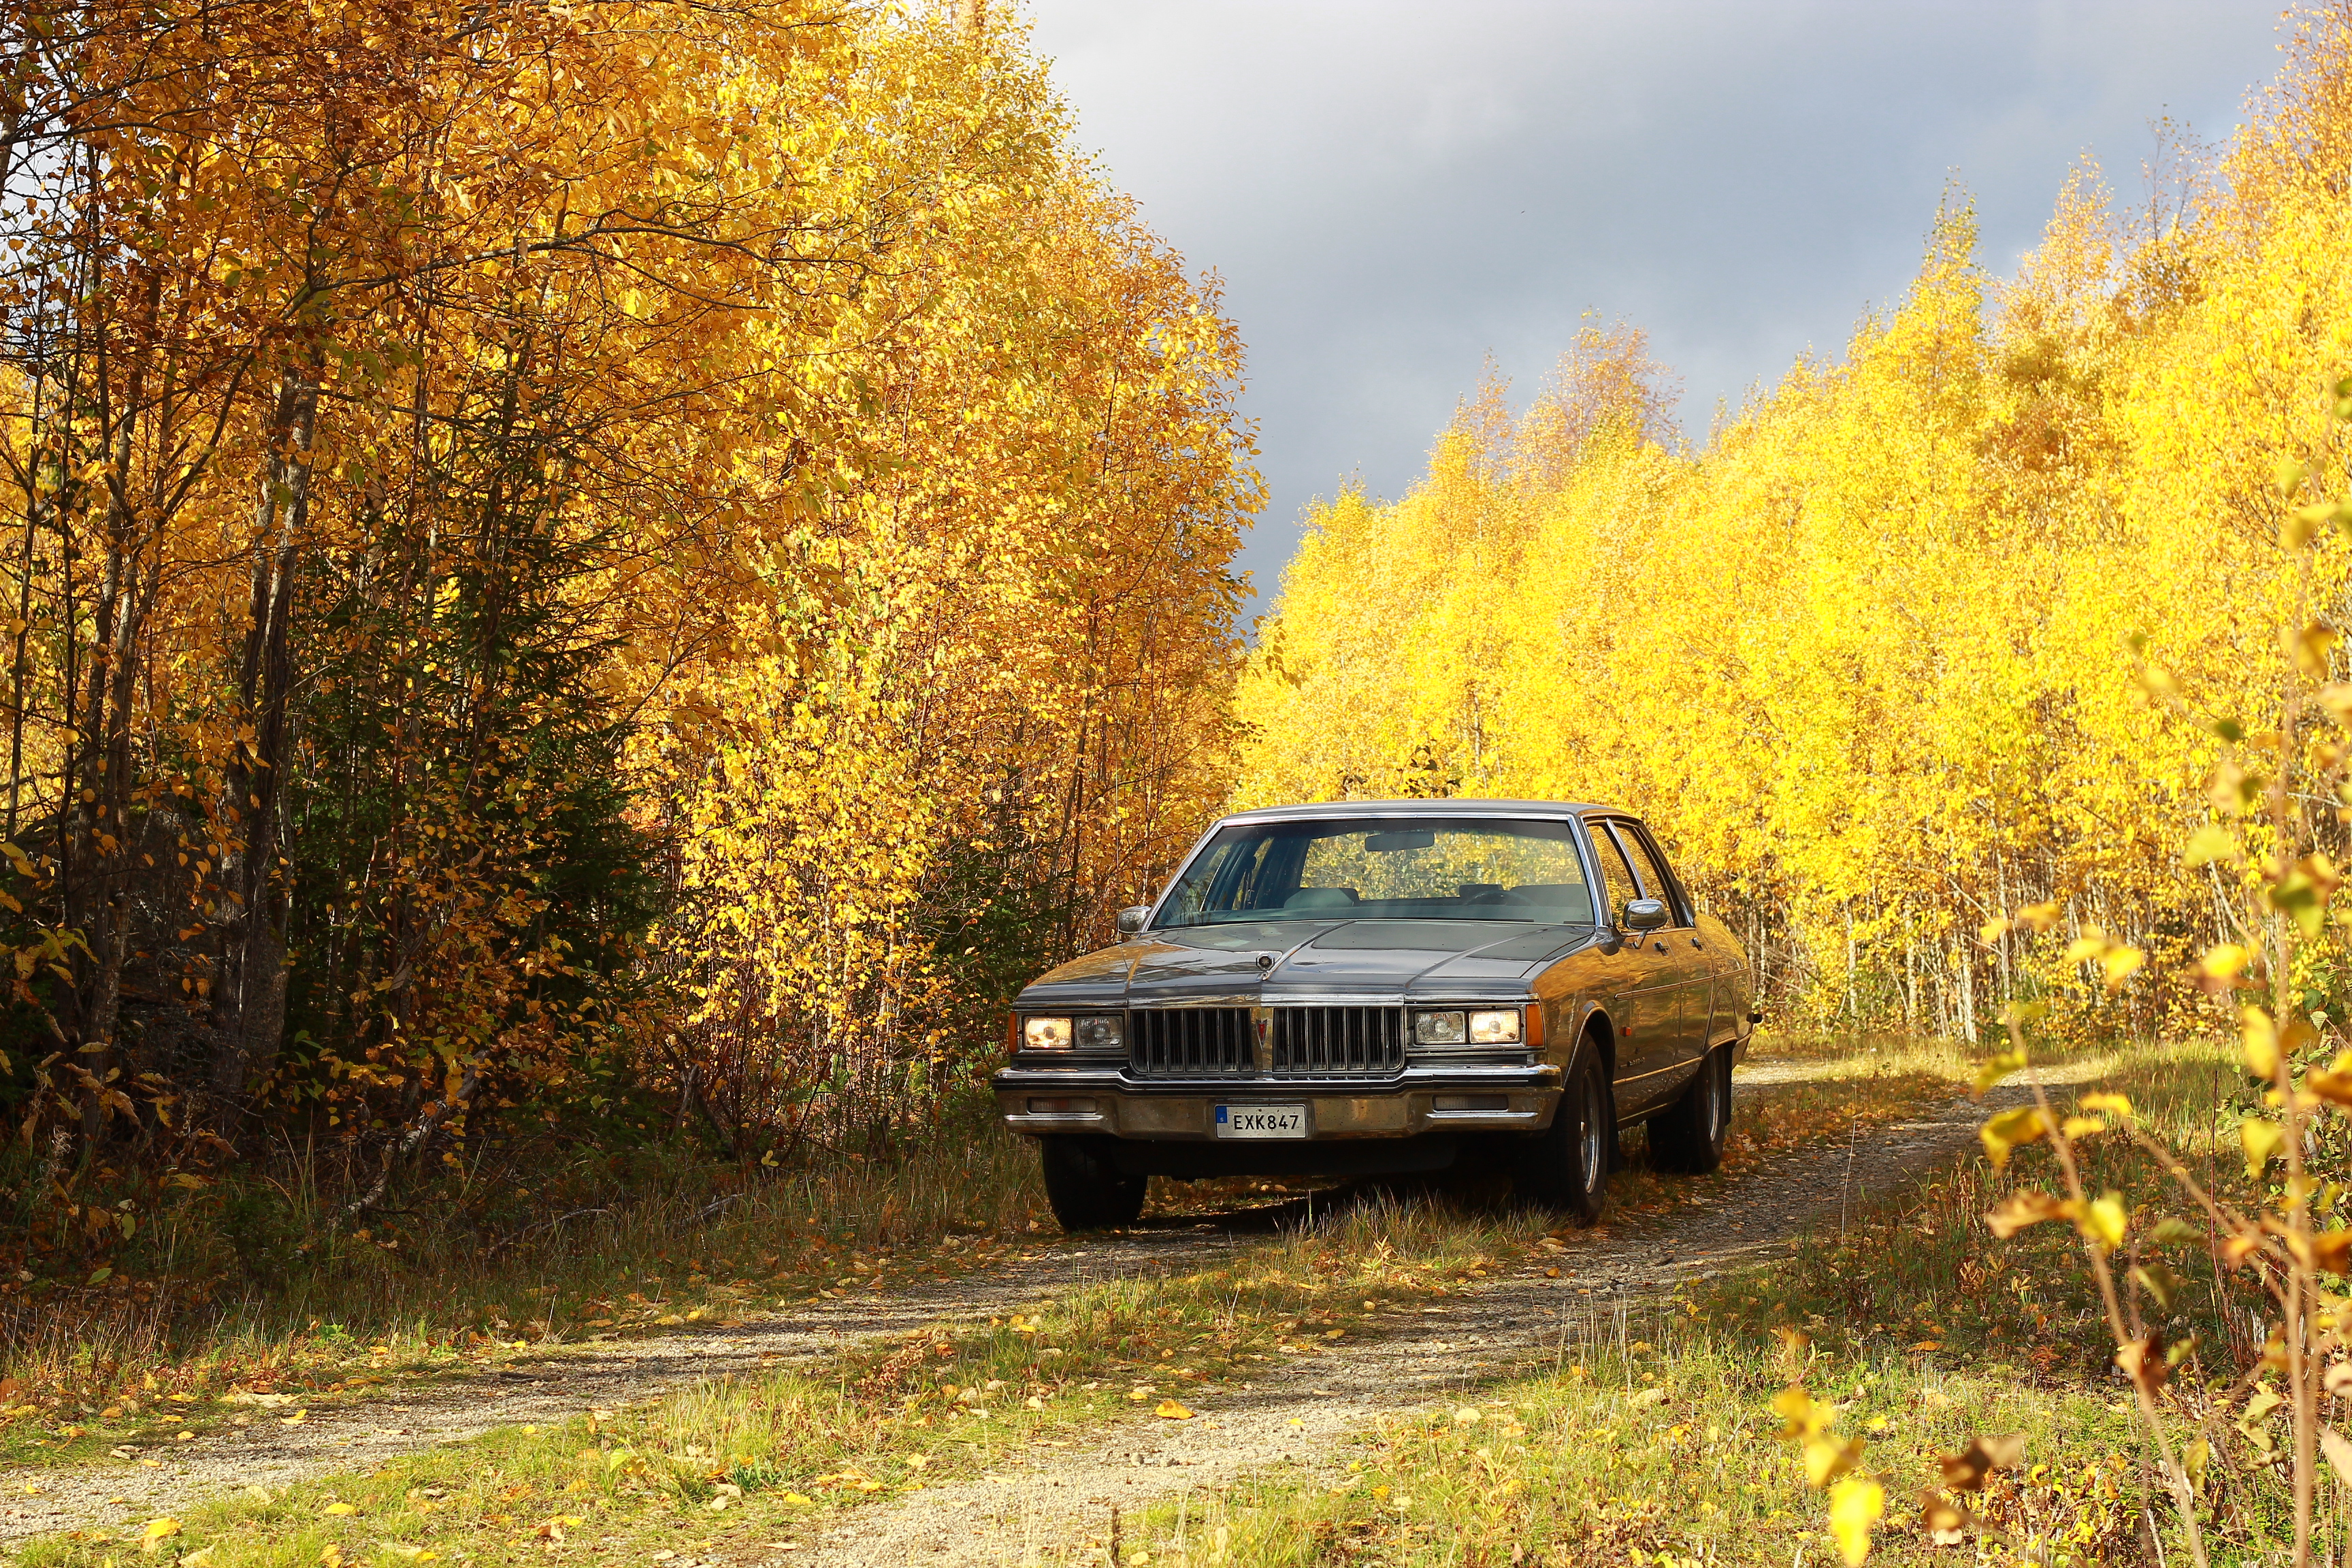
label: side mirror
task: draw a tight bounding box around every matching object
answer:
[1115,905,1152,937]
[1621,898,1669,933]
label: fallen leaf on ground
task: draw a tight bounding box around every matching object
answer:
[1155,1399,1194,1420]
[140,1518,181,1554]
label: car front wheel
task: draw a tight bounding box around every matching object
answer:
[1039,1137,1148,1231]
[1514,1043,1612,1224]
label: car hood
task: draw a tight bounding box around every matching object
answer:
[1015,919,1597,1008]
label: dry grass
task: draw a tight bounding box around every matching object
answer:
[0,1117,1046,1465]
[1106,1036,2316,1565]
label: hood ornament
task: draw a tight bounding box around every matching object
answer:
[1256,952,1276,973]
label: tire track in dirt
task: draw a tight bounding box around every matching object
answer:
[781,1068,2102,1568]
[0,1063,2091,1554]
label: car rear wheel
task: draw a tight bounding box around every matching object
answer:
[1513,1044,1611,1224]
[1039,1138,1148,1231]
[1648,1044,1733,1173]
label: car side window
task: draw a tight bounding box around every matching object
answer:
[1610,823,1687,926]
[1589,823,1640,923]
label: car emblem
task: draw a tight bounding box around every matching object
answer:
[1256,953,1275,972]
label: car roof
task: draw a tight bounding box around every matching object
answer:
[1215,798,1627,825]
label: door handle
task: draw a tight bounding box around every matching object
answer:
[1654,941,1667,953]
[1690,938,1703,949]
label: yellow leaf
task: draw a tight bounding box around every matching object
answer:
[2244,1118,2287,1180]
[2078,1091,2134,1119]
[2309,1051,2352,1107]
[2244,1007,2281,1078]
[322,1502,357,1516]
[1829,1475,1884,1566]
[2186,828,2242,867]
[2200,945,2250,981]
[1773,1384,1827,1439]
[141,1519,182,1554]
[1155,1399,1195,1420]
[1987,1191,2072,1238]
[1806,1435,1861,1488]
[2076,1192,2128,1254]
[1980,1107,2049,1171]
[1972,1049,2026,1094]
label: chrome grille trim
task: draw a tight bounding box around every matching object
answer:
[1128,1007,1255,1078]
[1269,1005,1406,1079]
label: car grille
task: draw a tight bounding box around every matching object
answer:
[1269,1005,1406,1078]
[1128,1007,1254,1077]
[1125,1006,1408,1079]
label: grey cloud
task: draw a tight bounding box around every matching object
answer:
[1022,0,2285,611]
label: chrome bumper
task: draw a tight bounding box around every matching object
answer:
[991,1061,1563,1139]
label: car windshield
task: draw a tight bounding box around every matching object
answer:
[1156,817,1595,927]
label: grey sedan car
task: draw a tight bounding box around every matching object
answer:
[992,800,1756,1230]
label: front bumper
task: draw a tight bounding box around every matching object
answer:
[991,1060,1563,1140]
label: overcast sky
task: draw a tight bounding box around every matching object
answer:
[1021,0,2289,617]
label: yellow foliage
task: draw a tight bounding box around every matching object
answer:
[1231,18,2352,1039]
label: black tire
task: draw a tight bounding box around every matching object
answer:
[1649,1044,1733,1174]
[1514,1043,1612,1224]
[1039,1138,1147,1231]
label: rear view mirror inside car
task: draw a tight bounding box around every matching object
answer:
[1364,829,1437,851]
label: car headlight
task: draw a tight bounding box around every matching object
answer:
[1412,1007,1526,1047]
[1022,1014,1124,1054]
[1413,1010,1465,1045]
[1023,1016,1073,1051]
[1469,1009,1522,1044]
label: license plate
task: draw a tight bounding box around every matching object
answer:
[1216,1103,1308,1139]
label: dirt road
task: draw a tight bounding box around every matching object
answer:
[0,1062,2059,1559]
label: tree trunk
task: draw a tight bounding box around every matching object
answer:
[212,366,318,1122]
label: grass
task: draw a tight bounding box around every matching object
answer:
[16,1190,1559,1568]
[0,1113,1049,1467]
[14,1031,2042,1568]
[1095,1036,2321,1566]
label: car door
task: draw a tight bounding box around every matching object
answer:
[1583,817,1682,1109]
[1603,820,1710,1087]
